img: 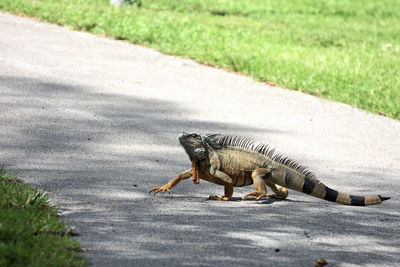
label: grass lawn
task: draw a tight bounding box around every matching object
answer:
[1,0,399,119]
[0,167,88,266]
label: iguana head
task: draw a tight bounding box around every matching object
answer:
[178,132,207,162]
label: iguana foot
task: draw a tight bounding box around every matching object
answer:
[149,184,171,196]
[209,195,231,201]
[243,191,271,200]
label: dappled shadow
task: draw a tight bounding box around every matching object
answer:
[63,190,399,266]
[1,75,399,266]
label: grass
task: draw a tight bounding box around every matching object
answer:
[1,0,399,119]
[0,167,88,267]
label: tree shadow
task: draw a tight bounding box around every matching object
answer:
[1,75,399,266]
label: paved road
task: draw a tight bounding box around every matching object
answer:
[1,11,399,266]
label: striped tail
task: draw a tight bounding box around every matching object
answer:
[320,186,390,206]
[277,169,390,206]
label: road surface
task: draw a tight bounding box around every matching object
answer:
[1,11,399,266]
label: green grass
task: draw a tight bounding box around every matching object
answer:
[1,0,399,119]
[0,167,88,267]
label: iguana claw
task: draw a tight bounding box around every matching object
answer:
[149,184,171,196]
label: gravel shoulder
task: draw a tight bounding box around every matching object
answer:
[1,12,399,266]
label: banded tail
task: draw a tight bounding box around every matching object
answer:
[278,169,390,206]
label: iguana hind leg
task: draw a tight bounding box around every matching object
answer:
[264,175,288,199]
[149,168,192,196]
[209,185,234,201]
[243,168,270,200]
[243,168,289,200]
[266,183,288,199]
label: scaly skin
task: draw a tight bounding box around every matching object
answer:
[150,133,390,206]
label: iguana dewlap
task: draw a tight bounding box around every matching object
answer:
[149,133,390,206]
[191,160,200,184]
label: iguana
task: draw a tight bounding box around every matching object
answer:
[149,133,390,206]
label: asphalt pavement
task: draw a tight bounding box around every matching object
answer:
[1,11,399,266]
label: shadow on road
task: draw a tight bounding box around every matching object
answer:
[1,75,398,266]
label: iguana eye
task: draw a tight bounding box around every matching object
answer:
[191,134,198,138]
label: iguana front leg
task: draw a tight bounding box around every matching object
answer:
[209,167,233,184]
[207,167,234,201]
[209,185,234,201]
[149,168,192,196]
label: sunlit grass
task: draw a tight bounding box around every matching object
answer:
[0,167,88,266]
[1,0,399,119]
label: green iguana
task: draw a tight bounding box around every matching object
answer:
[149,133,390,206]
